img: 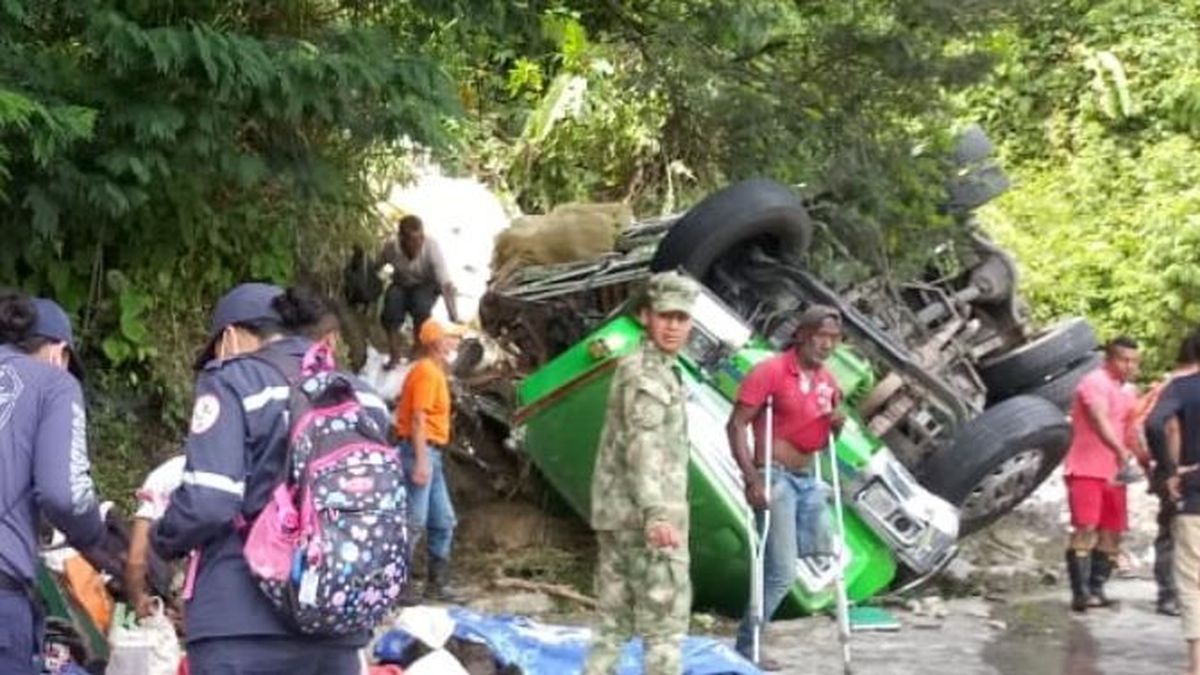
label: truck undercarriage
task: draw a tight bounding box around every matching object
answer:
[474,129,1095,536]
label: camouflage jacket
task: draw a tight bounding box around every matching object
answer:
[590,341,690,533]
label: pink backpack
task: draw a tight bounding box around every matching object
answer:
[242,344,409,636]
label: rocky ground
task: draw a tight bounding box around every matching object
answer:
[709,469,1186,673]
[749,577,1181,675]
[440,466,1186,674]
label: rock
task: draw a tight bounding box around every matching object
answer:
[963,605,991,620]
[904,595,950,618]
[923,597,950,619]
[986,620,1008,631]
[943,557,977,582]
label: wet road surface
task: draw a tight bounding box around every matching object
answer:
[759,578,1183,674]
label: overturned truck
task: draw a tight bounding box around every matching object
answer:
[469,129,1096,616]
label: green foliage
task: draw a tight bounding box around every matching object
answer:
[0,0,457,476]
[396,0,1011,275]
[967,1,1200,373]
[16,0,1187,488]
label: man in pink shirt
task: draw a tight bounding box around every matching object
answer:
[728,305,844,669]
[1063,336,1141,612]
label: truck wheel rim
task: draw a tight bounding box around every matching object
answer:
[960,448,1044,522]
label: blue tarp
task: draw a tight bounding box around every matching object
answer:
[374,607,762,675]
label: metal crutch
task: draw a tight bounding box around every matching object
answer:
[826,436,854,675]
[749,396,774,665]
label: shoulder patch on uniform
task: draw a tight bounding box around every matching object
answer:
[0,364,24,432]
[190,394,221,434]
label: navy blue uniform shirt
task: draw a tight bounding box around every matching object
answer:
[152,336,391,644]
[1146,372,1200,514]
[0,345,104,584]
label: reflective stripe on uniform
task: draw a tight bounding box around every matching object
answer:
[241,386,289,412]
[181,471,245,497]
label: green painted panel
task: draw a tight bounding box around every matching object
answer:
[515,316,897,617]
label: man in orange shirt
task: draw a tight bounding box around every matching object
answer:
[395,318,468,603]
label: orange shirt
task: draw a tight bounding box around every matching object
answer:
[1129,365,1200,462]
[394,357,452,446]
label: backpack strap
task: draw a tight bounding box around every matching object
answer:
[245,347,308,498]
[247,345,303,385]
[300,342,336,377]
[244,343,360,488]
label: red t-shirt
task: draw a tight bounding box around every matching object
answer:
[1064,366,1137,481]
[737,350,841,461]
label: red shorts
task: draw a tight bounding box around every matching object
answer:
[1066,476,1127,532]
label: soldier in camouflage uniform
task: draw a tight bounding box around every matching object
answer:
[584,271,700,675]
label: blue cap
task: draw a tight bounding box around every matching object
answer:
[32,298,85,380]
[209,283,284,336]
[196,283,284,369]
[31,298,75,348]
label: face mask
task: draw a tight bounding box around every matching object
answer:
[445,348,459,366]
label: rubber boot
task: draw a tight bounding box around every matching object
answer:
[1066,549,1090,613]
[425,557,466,604]
[1156,500,1180,615]
[398,527,425,607]
[1088,550,1118,608]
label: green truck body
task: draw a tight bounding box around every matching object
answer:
[514,307,956,616]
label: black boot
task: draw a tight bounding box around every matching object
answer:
[1156,500,1179,615]
[425,557,466,604]
[1088,550,1118,608]
[398,527,425,606]
[1066,549,1090,613]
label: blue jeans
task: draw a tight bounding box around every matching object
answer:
[399,442,457,562]
[735,470,829,654]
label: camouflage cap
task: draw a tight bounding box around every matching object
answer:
[645,271,700,315]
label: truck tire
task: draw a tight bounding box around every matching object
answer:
[1023,351,1102,412]
[921,395,1072,537]
[649,179,813,278]
[978,317,1097,397]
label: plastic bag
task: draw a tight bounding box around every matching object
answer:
[105,602,181,675]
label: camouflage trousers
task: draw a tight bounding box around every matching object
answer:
[583,529,691,675]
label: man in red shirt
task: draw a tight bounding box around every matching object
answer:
[728,305,844,670]
[1063,336,1141,612]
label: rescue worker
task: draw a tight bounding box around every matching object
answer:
[378,214,459,369]
[151,283,393,675]
[583,271,699,675]
[728,304,845,670]
[1063,337,1141,613]
[0,290,107,675]
[394,317,468,604]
